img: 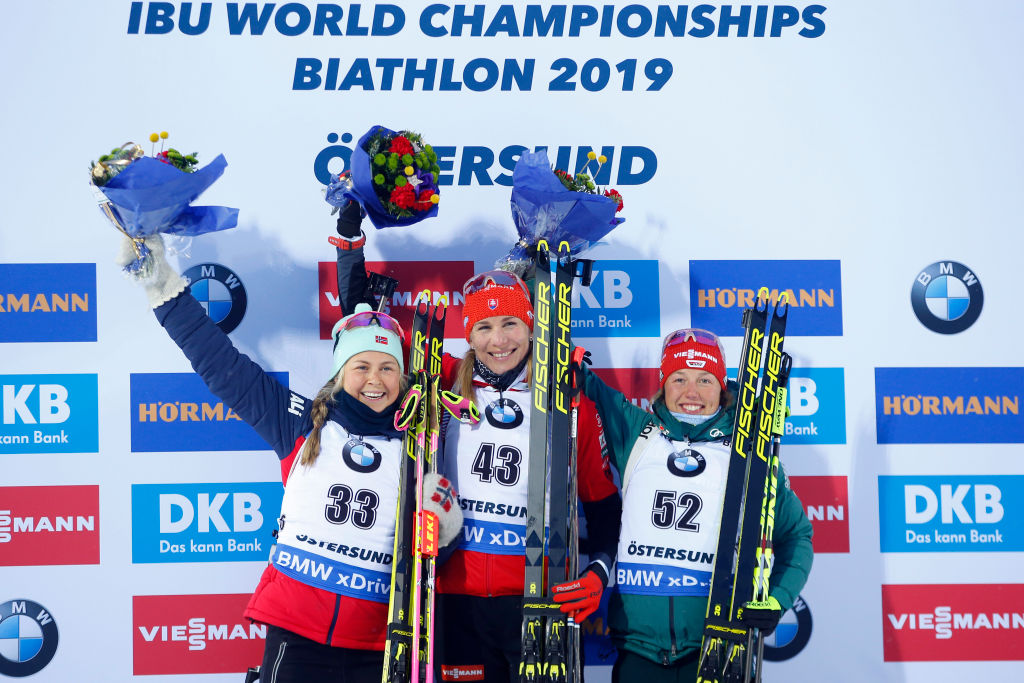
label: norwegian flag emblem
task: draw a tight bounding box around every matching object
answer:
[376,335,388,344]
[487,297,499,310]
[431,477,456,512]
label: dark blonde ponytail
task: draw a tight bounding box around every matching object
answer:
[299,378,341,467]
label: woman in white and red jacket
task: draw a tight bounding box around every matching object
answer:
[333,205,622,683]
[119,233,460,683]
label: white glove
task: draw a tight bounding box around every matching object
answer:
[116,234,187,308]
[423,472,463,548]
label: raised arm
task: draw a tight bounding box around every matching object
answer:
[120,235,310,459]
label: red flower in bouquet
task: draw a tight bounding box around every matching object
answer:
[414,188,438,212]
[388,136,415,157]
[390,184,416,209]
[604,188,624,212]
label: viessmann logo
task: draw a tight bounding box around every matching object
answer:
[0,375,99,454]
[0,263,96,343]
[133,594,265,675]
[882,584,1024,661]
[689,260,843,336]
[318,260,474,339]
[875,368,1023,444]
[129,372,288,452]
[879,476,1021,552]
[0,486,99,566]
[132,483,283,563]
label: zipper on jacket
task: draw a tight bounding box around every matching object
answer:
[325,594,342,644]
[486,389,503,597]
[668,595,678,658]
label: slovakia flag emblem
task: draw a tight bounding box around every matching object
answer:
[487,298,499,310]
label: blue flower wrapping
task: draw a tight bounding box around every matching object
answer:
[98,155,238,240]
[505,149,624,266]
[324,125,439,230]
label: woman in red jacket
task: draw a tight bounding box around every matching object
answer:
[118,232,461,683]
[332,205,621,683]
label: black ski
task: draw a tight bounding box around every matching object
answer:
[696,290,790,683]
[384,293,432,683]
[521,241,555,682]
[520,241,584,683]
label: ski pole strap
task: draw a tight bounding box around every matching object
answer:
[574,259,594,287]
[438,389,481,424]
[361,270,398,311]
[395,384,423,431]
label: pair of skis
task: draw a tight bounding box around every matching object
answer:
[383,292,478,683]
[520,240,589,683]
[697,289,793,683]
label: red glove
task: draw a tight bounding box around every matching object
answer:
[551,568,604,623]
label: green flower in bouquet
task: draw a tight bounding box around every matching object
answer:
[364,129,441,218]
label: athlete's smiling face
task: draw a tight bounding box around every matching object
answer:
[339,351,401,412]
[663,368,722,416]
[470,315,531,375]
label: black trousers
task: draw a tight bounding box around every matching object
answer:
[257,625,384,683]
[611,649,699,683]
[436,594,588,683]
[436,594,523,682]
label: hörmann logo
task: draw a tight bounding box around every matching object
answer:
[132,483,283,563]
[879,476,1021,552]
[0,263,96,343]
[0,485,99,566]
[689,260,843,336]
[130,372,288,452]
[318,260,474,339]
[789,476,849,553]
[882,584,1024,661]
[0,375,98,454]
[133,594,265,675]
[572,260,660,337]
[875,368,1023,444]
[910,261,983,334]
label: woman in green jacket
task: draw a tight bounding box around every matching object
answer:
[577,328,813,682]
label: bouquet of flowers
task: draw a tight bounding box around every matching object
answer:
[324,125,441,229]
[497,149,625,274]
[89,132,239,275]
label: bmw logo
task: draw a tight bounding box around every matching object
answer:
[342,438,382,473]
[0,599,59,677]
[763,595,813,661]
[911,261,983,334]
[667,448,706,477]
[182,263,248,334]
[484,398,524,429]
